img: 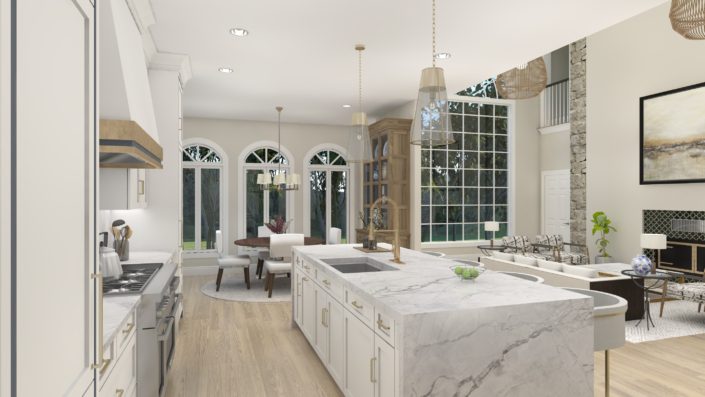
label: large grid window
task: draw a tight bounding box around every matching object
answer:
[420,101,509,243]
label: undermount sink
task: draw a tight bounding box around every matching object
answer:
[321,257,399,273]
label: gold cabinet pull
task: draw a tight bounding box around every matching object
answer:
[302,277,309,281]
[137,179,145,195]
[122,322,135,335]
[377,317,391,333]
[116,389,125,397]
[90,273,105,371]
[322,279,331,286]
[351,300,363,310]
[370,357,377,383]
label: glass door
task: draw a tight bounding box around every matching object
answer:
[308,169,348,243]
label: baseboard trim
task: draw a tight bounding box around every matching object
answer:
[182,265,219,276]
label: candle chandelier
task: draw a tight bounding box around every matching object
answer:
[257,106,300,191]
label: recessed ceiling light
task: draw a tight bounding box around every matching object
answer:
[434,52,451,60]
[218,67,234,73]
[229,28,249,37]
[342,104,352,108]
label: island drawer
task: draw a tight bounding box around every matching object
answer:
[300,258,316,278]
[317,270,343,301]
[345,288,374,326]
[374,309,395,346]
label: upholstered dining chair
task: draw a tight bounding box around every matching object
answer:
[328,227,342,245]
[263,233,304,298]
[215,230,252,290]
[256,225,273,279]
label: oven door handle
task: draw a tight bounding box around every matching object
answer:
[157,316,175,341]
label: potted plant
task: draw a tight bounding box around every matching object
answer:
[591,211,617,263]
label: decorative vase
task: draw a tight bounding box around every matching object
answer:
[631,255,652,276]
[594,255,612,264]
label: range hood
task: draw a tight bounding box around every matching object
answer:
[100,119,163,169]
[99,0,162,169]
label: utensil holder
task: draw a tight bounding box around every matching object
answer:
[114,239,129,261]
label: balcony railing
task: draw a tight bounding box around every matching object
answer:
[540,78,569,128]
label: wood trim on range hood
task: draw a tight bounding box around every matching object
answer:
[99,119,163,169]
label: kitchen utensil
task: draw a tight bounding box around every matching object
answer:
[112,226,121,241]
[125,225,133,240]
[99,246,122,279]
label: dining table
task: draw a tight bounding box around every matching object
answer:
[234,236,325,278]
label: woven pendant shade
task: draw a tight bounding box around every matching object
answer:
[495,57,547,100]
[670,0,705,39]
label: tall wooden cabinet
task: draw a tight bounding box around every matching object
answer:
[359,118,411,248]
[4,0,98,395]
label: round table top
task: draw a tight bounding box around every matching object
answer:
[620,269,673,280]
[234,236,325,248]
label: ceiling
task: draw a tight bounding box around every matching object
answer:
[149,0,667,126]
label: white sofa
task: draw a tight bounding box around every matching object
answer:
[481,253,643,320]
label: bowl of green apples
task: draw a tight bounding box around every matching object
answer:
[450,263,485,281]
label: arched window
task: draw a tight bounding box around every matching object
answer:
[182,142,226,253]
[305,147,350,243]
[242,145,291,238]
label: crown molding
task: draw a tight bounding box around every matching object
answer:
[149,52,193,87]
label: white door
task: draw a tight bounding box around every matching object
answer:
[14,0,96,395]
[315,285,329,360]
[375,335,396,397]
[328,298,345,386]
[542,170,570,241]
[301,276,317,343]
[344,310,375,397]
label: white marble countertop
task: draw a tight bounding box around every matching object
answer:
[103,294,140,350]
[297,244,592,319]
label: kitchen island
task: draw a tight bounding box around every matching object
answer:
[292,244,594,397]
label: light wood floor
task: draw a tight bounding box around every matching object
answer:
[166,276,705,397]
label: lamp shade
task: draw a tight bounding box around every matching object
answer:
[484,221,500,232]
[640,233,667,250]
[346,112,372,163]
[286,173,301,186]
[410,67,454,146]
[258,172,272,185]
[495,57,547,100]
[273,173,286,185]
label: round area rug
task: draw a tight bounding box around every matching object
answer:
[201,272,291,303]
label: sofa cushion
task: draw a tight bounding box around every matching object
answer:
[502,236,531,251]
[514,255,538,266]
[537,259,564,272]
[491,251,514,262]
[562,264,598,279]
[536,234,565,250]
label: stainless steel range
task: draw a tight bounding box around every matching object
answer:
[103,263,161,294]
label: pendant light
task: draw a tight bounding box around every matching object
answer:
[495,57,547,100]
[410,0,454,146]
[670,0,705,39]
[257,106,300,191]
[346,44,373,163]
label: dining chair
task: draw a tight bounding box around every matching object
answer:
[328,227,342,245]
[263,233,304,298]
[256,225,273,279]
[215,230,252,291]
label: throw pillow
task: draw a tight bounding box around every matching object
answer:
[562,265,598,279]
[514,255,538,266]
[537,259,564,272]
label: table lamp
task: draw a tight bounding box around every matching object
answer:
[640,233,667,274]
[484,221,500,247]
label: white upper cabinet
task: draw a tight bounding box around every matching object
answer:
[100,168,148,210]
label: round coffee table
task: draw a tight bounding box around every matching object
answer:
[621,269,673,330]
[477,245,507,256]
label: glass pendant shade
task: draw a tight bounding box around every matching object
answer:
[347,112,372,163]
[410,67,454,146]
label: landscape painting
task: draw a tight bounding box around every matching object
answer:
[640,82,705,184]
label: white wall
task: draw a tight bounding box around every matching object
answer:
[182,117,352,266]
[540,130,570,171]
[514,96,542,237]
[586,3,705,262]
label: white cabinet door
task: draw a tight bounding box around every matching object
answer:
[14,0,96,395]
[301,275,317,343]
[315,284,329,360]
[344,310,375,397]
[376,335,396,397]
[294,271,303,326]
[327,298,345,387]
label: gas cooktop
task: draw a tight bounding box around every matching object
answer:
[103,263,162,295]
